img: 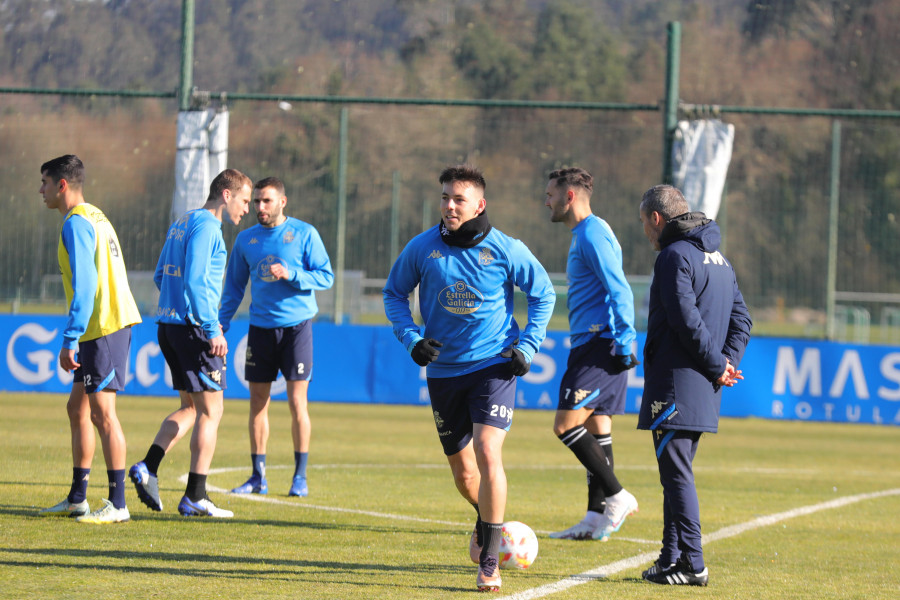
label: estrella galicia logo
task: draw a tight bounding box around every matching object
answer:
[439,280,484,315]
[256,255,285,282]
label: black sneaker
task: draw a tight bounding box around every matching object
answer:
[643,558,709,586]
[641,559,676,579]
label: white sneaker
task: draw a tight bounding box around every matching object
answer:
[39,498,90,517]
[593,489,638,541]
[76,499,130,524]
[177,495,234,518]
[549,517,601,540]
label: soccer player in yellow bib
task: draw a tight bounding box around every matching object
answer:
[38,154,141,524]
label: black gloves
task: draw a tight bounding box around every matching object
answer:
[611,353,640,374]
[501,347,530,376]
[411,338,443,366]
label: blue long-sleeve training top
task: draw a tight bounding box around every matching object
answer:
[60,214,99,348]
[154,208,226,339]
[383,224,556,378]
[566,214,636,354]
[219,217,334,331]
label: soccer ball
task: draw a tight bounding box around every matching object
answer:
[498,521,538,570]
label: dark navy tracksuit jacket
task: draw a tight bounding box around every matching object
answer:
[638,213,752,433]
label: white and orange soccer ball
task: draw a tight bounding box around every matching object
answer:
[498,521,539,570]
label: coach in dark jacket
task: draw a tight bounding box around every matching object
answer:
[637,185,752,586]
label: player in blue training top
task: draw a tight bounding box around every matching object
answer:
[383,164,555,592]
[220,176,334,498]
[543,167,640,541]
[38,154,142,524]
[129,169,252,519]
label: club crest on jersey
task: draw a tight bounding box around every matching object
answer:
[439,280,484,315]
[479,248,495,266]
[283,230,294,244]
[256,255,285,282]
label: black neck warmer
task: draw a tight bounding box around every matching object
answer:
[439,210,492,248]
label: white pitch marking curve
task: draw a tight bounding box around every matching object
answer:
[497,487,900,599]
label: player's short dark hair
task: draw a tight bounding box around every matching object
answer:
[40,155,85,189]
[208,168,252,202]
[439,164,486,192]
[548,167,593,196]
[254,177,285,196]
[640,185,690,220]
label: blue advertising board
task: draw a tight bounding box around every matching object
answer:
[1,315,898,426]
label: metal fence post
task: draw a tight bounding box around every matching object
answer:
[391,170,401,263]
[179,0,195,111]
[663,21,681,185]
[334,106,349,324]
[825,120,841,340]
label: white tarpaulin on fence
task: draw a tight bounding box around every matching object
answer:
[171,108,229,221]
[671,119,734,220]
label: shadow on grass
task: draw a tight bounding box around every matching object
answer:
[2,505,465,537]
[0,546,477,591]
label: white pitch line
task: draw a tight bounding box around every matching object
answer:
[498,487,900,600]
[177,466,468,527]
[175,463,896,536]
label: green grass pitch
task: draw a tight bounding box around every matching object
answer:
[1,392,898,599]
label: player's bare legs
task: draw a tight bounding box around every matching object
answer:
[67,383,94,470]
[42,384,94,515]
[248,382,272,454]
[176,389,232,518]
[230,382,273,495]
[130,391,195,512]
[552,409,635,541]
[287,380,311,453]
[586,414,611,436]
[83,388,129,516]
[88,389,126,470]
[448,439,484,564]
[152,390,196,452]
[286,379,311,496]
[472,424,507,524]
[447,441,481,505]
[552,406,594,436]
[188,390,224,474]
[472,423,507,590]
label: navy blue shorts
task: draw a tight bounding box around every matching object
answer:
[74,326,132,393]
[426,363,516,456]
[557,336,626,415]
[245,321,313,383]
[157,323,227,393]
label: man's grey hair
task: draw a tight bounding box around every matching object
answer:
[640,185,690,220]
